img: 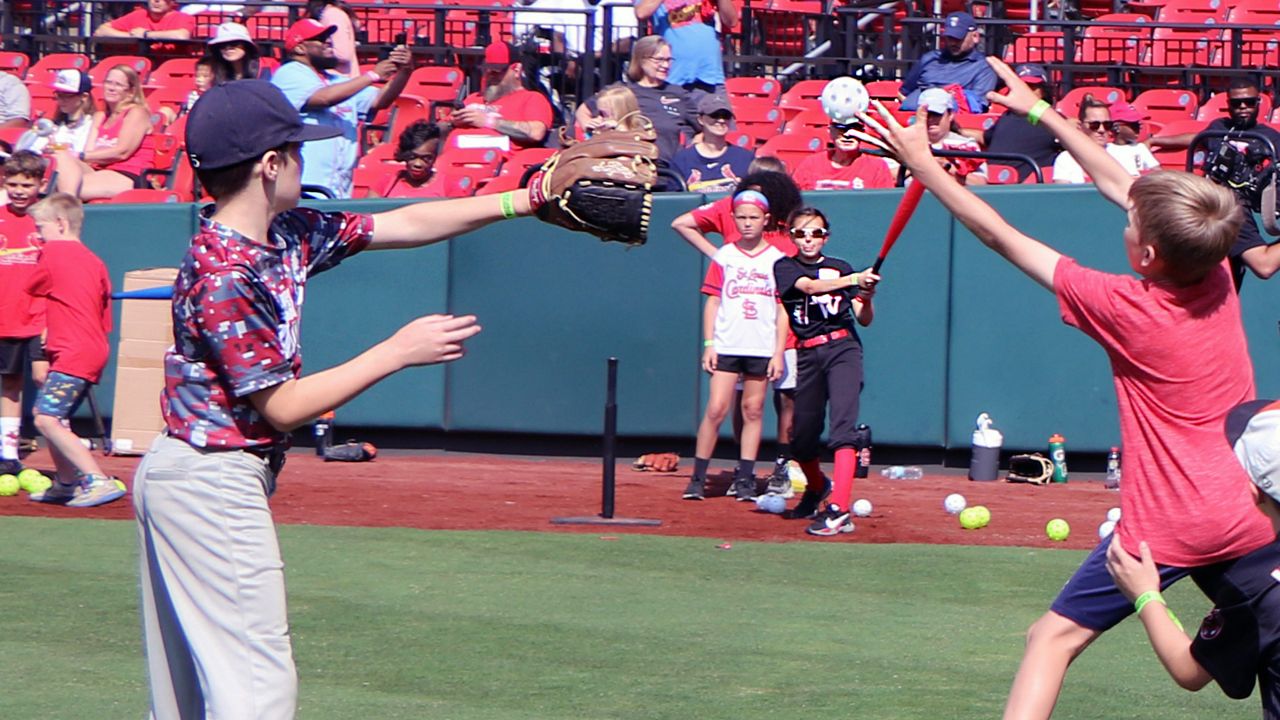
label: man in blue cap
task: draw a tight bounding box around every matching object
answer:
[133,79,542,719]
[900,11,998,113]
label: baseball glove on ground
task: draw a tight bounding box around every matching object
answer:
[632,452,679,473]
[1006,453,1053,485]
[323,441,378,462]
[528,116,659,246]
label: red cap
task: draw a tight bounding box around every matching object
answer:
[285,18,337,53]
[483,41,513,67]
[1109,101,1147,124]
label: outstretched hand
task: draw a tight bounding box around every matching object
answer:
[387,314,482,368]
[984,57,1044,117]
[858,101,932,170]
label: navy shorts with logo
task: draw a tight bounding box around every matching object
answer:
[1051,531,1233,632]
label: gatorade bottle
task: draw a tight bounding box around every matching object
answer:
[1048,433,1068,483]
[854,424,871,479]
[314,411,335,456]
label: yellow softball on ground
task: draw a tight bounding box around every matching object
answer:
[1046,518,1070,542]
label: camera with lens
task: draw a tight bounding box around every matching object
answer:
[1204,137,1275,212]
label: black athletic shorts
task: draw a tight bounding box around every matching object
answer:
[715,354,769,377]
[0,336,44,375]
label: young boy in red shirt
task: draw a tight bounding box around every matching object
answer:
[0,151,49,475]
[25,193,122,507]
[866,58,1276,719]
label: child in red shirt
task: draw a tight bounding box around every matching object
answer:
[0,151,49,475]
[25,193,122,508]
[867,59,1275,718]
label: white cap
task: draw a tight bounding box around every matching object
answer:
[1227,399,1280,504]
[209,22,253,46]
[919,87,957,114]
[51,68,91,94]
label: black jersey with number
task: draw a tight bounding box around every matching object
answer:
[774,255,862,344]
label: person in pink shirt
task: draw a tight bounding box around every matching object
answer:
[52,65,154,201]
[867,58,1276,720]
[372,120,467,199]
[93,0,194,54]
[791,117,895,192]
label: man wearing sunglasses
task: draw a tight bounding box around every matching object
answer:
[790,117,894,191]
[1149,76,1280,290]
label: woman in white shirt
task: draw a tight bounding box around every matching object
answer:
[16,69,96,155]
[1054,97,1159,183]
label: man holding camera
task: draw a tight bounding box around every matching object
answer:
[1150,77,1280,290]
[271,18,412,198]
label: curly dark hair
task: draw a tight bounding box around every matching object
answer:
[735,170,802,231]
[394,120,442,162]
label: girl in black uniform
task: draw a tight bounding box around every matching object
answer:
[773,207,879,536]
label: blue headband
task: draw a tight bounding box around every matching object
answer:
[732,190,769,211]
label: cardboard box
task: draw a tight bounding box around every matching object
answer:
[110,268,177,455]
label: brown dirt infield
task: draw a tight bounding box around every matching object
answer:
[0,447,1123,549]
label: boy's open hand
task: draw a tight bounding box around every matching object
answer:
[388,314,482,367]
[858,101,932,170]
[985,57,1043,117]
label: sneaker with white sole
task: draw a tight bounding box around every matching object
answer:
[806,504,855,536]
[731,474,757,502]
[66,475,126,508]
[764,463,793,498]
[29,479,78,505]
[785,475,832,519]
[682,476,706,501]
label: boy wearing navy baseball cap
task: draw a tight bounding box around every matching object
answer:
[134,79,539,718]
[1107,399,1280,717]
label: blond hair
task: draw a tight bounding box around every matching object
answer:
[628,35,668,84]
[29,192,84,235]
[1128,171,1241,284]
[105,64,148,114]
[594,85,650,131]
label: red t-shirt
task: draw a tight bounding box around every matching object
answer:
[1055,257,1274,567]
[25,241,112,383]
[0,205,44,338]
[458,89,555,150]
[107,8,195,53]
[374,171,469,199]
[690,196,797,256]
[791,152,895,192]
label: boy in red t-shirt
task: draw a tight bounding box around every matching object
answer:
[791,119,895,192]
[867,58,1276,719]
[0,151,49,475]
[92,0,195,55]
[24,193,122,508]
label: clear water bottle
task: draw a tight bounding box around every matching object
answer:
[1105,446,1121,490]
[314,411,334,456]
[881,465,924,480]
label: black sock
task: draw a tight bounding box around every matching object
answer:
[775,444,791,464]
[737,459,756,478]
[693,457,711,479]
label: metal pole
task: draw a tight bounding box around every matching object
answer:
[601,357,618,519]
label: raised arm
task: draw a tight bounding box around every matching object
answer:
[984,57,1132,208]
[634,0,664,22]
[370,48,413,112]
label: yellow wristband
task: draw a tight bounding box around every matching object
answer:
[1027,100,1051,125]
[499,191,517,219]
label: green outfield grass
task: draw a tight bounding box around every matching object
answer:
[0,517,1256,719]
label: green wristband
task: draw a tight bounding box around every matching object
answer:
[703,340,714,347]
[1027,100,1051,125]
[499,191,517,220]
[1133,590,1164,615]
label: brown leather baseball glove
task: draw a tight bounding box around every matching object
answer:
[1006,453,1053,485]
[632,452,680,473]
[527,115,659,246]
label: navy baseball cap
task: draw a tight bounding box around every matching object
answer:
[185,80,340,170]
[942,11,977,39]
[1226,399,1280,505]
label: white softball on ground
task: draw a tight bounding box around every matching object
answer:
[1098,519,1116,540]
[943,493,967,515]
[852,498,873,517]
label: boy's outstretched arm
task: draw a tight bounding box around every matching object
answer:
[367,191,534,250]
[984,58,1133,209]
[861,106,1060,291]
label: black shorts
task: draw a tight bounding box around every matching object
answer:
[715,354,769,377]
[0,336,44,375]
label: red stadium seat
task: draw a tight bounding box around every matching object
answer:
[1156,0,1228,24]
[147,85,194,126]
[149,58,198,91]
[1079,14,1150,66]
[27,53,91,85]
[1001,32,1065,65]
[90,55,152,85]
[783,106,831,134]
[29,95,58,121]
[954,112,1001,132]
[1149,118,1208,169]
[780,79,828,107]
[757,131,825,170]
[192,10,240,38]
[245,12,290,42]
[1132,89,1199,123]
[1143,26,1217,68]
[1198,92,1273,121]
[864,80,902,101]
[986,164,1022,185]
[0,51,29,79]
[725,129,753,148]
[1217,7,1280,67]
[726,76,782,105]
[731,101,784,146]
[477,147,555,195]
[435,147,503,187]
[1056,86,1126,119]
[0,127,25,150]
[405,66,465,104]
[102,188,184,204]
[358,142,400,171]
[386,95,432,143]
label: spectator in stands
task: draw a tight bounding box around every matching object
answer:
[588,85,649,134]
[205,22,265,83]
[982,63,1058,182]
[1053,97,1156,184]
[1107,101,1159,177]
[634,0,737,95]
[372,120,464,199]
[272,18,412,198]
[52,65,155,201]
[452,41,556,152]
[671,94,754,192]
[575,36,699,166]
[93,0,195,51]
[1148,76,1280,289]
[306,0,360,78]
[791,116,895,191]
[0,71,31,129]
[158,59,214,127]
[900,11,997,114]
[920,87,987,185]
[16,70,95,154]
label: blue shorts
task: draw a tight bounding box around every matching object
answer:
[34,371,89,420]
[1050,532,1233,632]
